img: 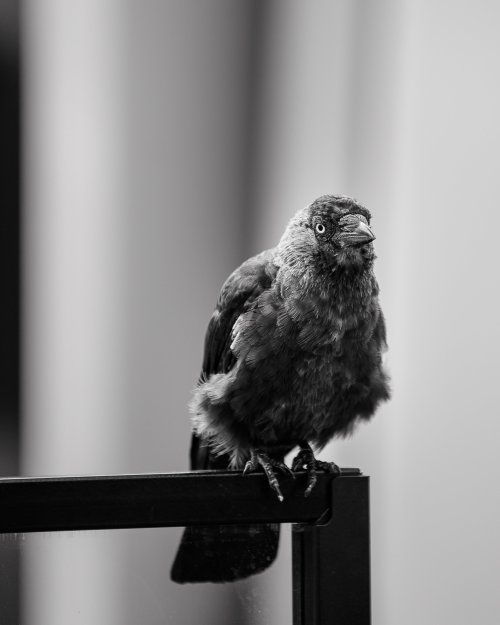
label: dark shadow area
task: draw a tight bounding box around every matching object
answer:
[0,0,20,475]
[0,1,20,623]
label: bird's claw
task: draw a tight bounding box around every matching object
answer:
[243,457,258,476]
[291,446,340,497]
[242,449,291,501]
[270,458,295,479]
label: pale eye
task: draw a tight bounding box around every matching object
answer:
[315,223,326,234]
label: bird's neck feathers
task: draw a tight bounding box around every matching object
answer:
[277,258,378,318]
[275,216,317,275]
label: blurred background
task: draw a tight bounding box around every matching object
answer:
[0,0,499,623]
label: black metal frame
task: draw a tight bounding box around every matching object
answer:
[0,469,370,624]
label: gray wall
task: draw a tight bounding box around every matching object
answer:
[22,1,500,624]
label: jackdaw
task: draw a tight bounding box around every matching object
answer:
[171,194,390,583]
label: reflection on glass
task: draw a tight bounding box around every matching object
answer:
[0,526,292,625]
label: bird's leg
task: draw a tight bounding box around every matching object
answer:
[243,449,293,502]
[291,441,340,497]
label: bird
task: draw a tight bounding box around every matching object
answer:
[171,194,390,584]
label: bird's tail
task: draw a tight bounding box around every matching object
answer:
[170,435,280,584]
[170,522,279,583]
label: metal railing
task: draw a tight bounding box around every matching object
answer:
[0,469,370,624]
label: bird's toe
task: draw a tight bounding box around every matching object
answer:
[270,458,294,478]
[315,460,340,475]
[291,449,310,472]
[242,449,286,501]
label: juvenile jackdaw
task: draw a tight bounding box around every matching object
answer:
[171,194,390,583]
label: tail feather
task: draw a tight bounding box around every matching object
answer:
[170,435,281,584]
[171,523,279,584]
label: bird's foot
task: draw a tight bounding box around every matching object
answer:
[243,449,293,502]
[291,444,340,497]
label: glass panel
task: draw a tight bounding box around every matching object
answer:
[0,533,19,624]
[1,525,292,625]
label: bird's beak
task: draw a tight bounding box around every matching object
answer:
[343,220,375,246]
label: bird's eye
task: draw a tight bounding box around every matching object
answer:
[315,223,326,234]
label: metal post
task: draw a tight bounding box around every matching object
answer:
[292,474,371,625]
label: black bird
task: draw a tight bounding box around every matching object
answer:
[171,194,390,583]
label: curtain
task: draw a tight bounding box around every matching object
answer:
[23,2,500,624]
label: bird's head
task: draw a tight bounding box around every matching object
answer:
[277,194,376,273]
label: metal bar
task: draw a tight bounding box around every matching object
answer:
[0,468,360,534]
[292,475,370,625]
